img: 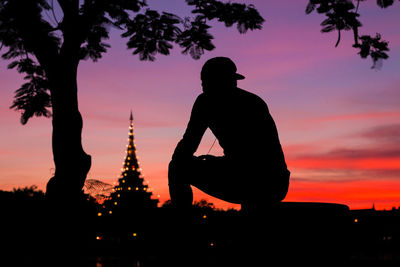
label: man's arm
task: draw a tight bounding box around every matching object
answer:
[172,94,208,161]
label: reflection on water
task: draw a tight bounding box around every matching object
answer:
[95,257,141,267]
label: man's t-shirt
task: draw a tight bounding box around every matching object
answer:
[173,88,288,173]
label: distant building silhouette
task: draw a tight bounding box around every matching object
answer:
[102,111,158,216]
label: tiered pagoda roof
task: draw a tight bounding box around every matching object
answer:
[103,112,158,216]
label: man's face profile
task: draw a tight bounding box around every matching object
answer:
[201,74,237,95]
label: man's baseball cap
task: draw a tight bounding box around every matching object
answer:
[201,57,245,81]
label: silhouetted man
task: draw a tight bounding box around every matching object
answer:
[169,57,290,211]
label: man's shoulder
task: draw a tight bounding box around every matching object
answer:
[196,92,207,100]
[194,92,208,104]
[236,88,268,106]
[192,93,209,111]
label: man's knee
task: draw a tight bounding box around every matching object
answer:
[168,160,179,184]
[168,158,194,185]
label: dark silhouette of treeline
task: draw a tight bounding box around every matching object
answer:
[1,186,400,267]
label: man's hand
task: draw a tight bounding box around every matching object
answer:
[198,154,218,161]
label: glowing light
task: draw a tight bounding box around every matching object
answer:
[114,202,118,205]
[117,194,120,197]
[354,218,358,223]
[122,180,125,183]
[109,210,112,214]
[203,215,207,219]
[97,212,102,217]
[128,187,131,190]
[96,236,102,240]
[210,242,214,247]
[135,187,139,191]
[132,233,137,237]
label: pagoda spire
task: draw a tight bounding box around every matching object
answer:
[123,111,140,175]
[103,111,158,216]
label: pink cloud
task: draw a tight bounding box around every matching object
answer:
[308,110,400,124]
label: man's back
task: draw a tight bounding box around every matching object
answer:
[178,88,287,171]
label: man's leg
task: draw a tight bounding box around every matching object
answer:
[168,158,194,208]
[190,156,243,204]
[169,155,246,206]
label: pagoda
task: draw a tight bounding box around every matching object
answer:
[103,112,159,216]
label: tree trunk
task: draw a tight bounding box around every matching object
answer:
[45,60,91,201]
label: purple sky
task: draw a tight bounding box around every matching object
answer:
[1,0,399,209]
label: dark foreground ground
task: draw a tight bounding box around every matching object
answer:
[1,189,400,267]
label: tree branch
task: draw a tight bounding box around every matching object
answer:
[57,0,79,17]
[5,1,60,72]
[355,0,361,13]
[57,0,82,64]
[335,29,341,47]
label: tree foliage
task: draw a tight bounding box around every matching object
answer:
[1,0,398,125]
[0,0,58,124]
[306,0,394,69]
[8,58,51,124]
[0,0,264,123]
[12,185,45,198]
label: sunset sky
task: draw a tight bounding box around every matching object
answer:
[0,0,399,210]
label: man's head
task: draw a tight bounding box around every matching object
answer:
[201,57,245,94]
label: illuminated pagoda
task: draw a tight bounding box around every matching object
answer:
[103,111,159,216]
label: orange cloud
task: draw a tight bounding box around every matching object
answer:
[288,158,400,170]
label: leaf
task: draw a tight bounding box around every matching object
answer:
[321,24,336,33]
[377,0,395,8]
[316,2,333,14]
[306,2,316,14]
